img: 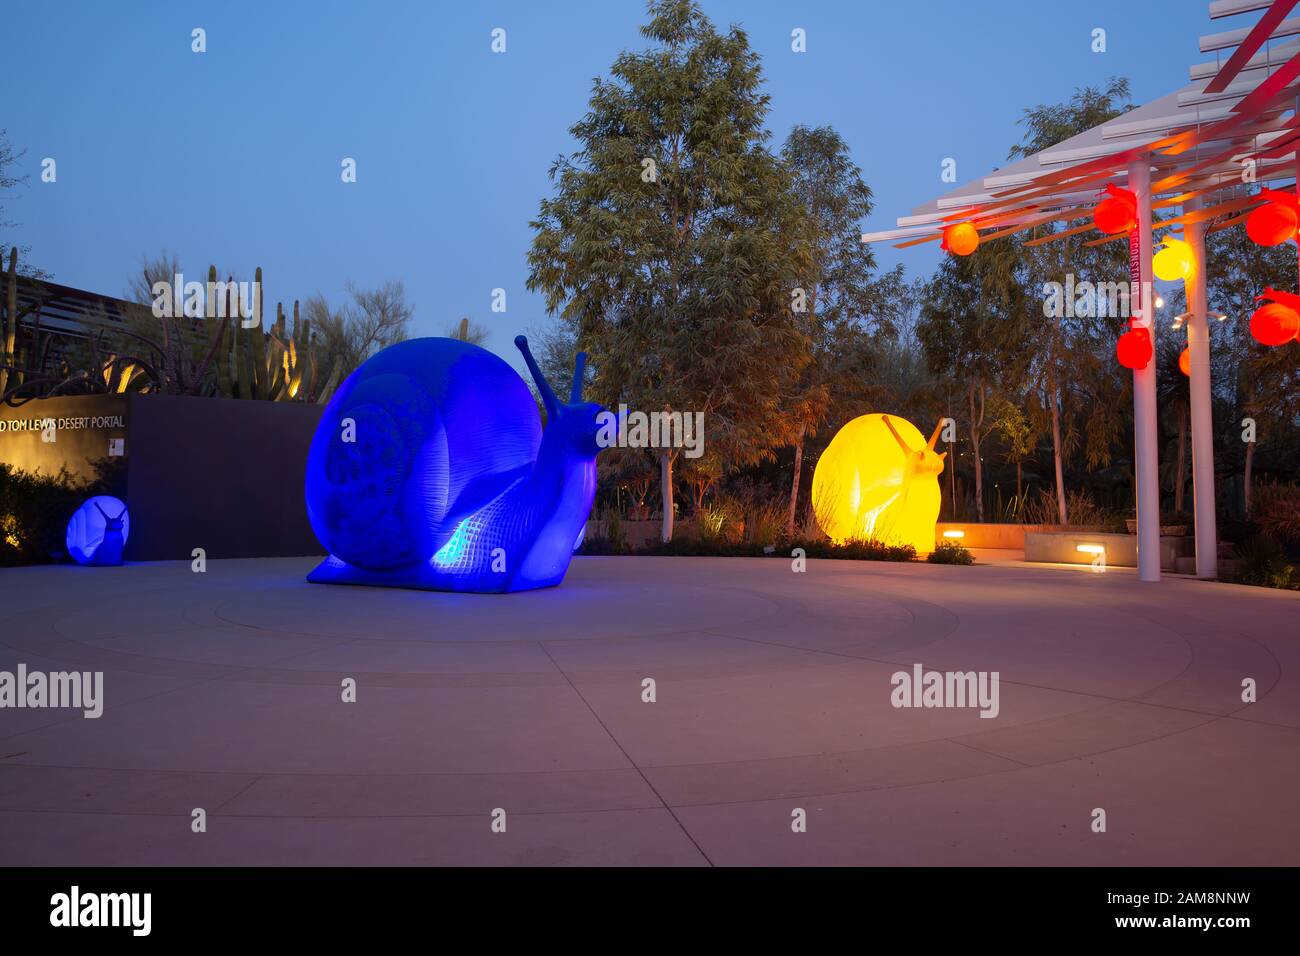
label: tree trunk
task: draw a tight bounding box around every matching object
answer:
[1174,402,1188,514]
[1244,439,1255,516]
[1049,379,1067,524]
[786,425,805,539]
[968,382,985,523]
[1016,460,1023,514]
[660,451,676,543]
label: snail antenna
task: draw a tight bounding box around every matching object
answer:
[881,415,912,454]
[570,352,587,404]
[93,501,111,521]
[514,335,558,414]
[927,420,944,450]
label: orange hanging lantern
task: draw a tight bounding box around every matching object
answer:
[1178,347,1191,377]
[1251,288,1300,346]
[1094,184,1137,235]
[1245,188,1300,247]
[1116,322,1153,369]
[941,222,979,256]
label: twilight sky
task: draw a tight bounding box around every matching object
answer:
[6,0,1206,364]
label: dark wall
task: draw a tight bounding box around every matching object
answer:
[125,394,324,560]
[1,393,324,561]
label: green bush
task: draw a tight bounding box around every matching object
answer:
[0,464,90,566]
[1232,533,1299,590]
[927,540,974,565]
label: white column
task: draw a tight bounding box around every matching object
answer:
[1183,196,1217,578]
[1129,159,1161,582]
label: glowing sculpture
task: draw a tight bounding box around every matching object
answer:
[1246,189,1299,246]
[1116,322,1153,369]
[1152,236,1193,282]
[1178,347,1191,377]
[941,223,979,256]
[66,496,129,566]
[811,414,945,554]
[1093,184,1137,234]
[305,336,605,593]
[1251,288,1300,346]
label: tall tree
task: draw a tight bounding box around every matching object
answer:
[1008,77,1132,523]
[528,0,805,542]
[0,130,50,279]
[778,124,904,537]
[918,249,1030,521]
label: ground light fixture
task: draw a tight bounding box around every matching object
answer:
[1075,544,1106,555]
[942,529,965,538]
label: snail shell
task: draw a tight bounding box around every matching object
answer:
[305,338,541,571]
[811,413,944,553]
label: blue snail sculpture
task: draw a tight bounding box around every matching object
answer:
[305,335,604,593]
[66,496,129,566]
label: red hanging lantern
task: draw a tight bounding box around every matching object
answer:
[1245,201,1297,246]
[1250,303,1300,346]
[1116,323,1153,369]
[941,222,979,256]
[1178,347,1191,377]
[1094,184,1137,235]
[1251,288,1300,346]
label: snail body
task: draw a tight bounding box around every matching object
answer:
[811,414,945,554]
[305,335,604,592]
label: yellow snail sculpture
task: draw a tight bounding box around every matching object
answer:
[811,414,946,553]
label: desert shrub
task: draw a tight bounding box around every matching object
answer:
[927,541,974,565]
[1022,487,1119,527]
[697,495,743,544]
[743,499,787,547]
[1252,481,1300,545]
[1231,533,1299,590]
[0,464,92,566]
[577,507,628,555]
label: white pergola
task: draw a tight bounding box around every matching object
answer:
[864,0,1300,582]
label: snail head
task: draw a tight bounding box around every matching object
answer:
[882,415,947,479]
[515,335,606,457]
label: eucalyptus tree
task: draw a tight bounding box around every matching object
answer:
[777,124,905,536]
[917,247,1032,522]
[528,0,805,542]
[1007,77,1133,522]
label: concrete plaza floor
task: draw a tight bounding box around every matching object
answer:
[0,554,1297,866]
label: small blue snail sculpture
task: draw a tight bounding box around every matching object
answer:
[66,496,129,566]
[305,335,604,593]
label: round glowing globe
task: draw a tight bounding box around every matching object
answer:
[1178,347,1191,377]
[66,496,129,566]
[1250,302,1300,346]
[1152,238,1193,282]
[1116,325,1153,369]
[1246,202,1297,247]
[942,223,979,256]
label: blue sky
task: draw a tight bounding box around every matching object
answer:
[6,0,1206,363]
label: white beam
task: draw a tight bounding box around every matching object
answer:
[1183,194,1219,579]
[1200,16,1300,50]
[1129,159,1162,583]
[1209,0,1274,19]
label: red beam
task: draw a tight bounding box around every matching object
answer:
[1202,0,1300,95]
